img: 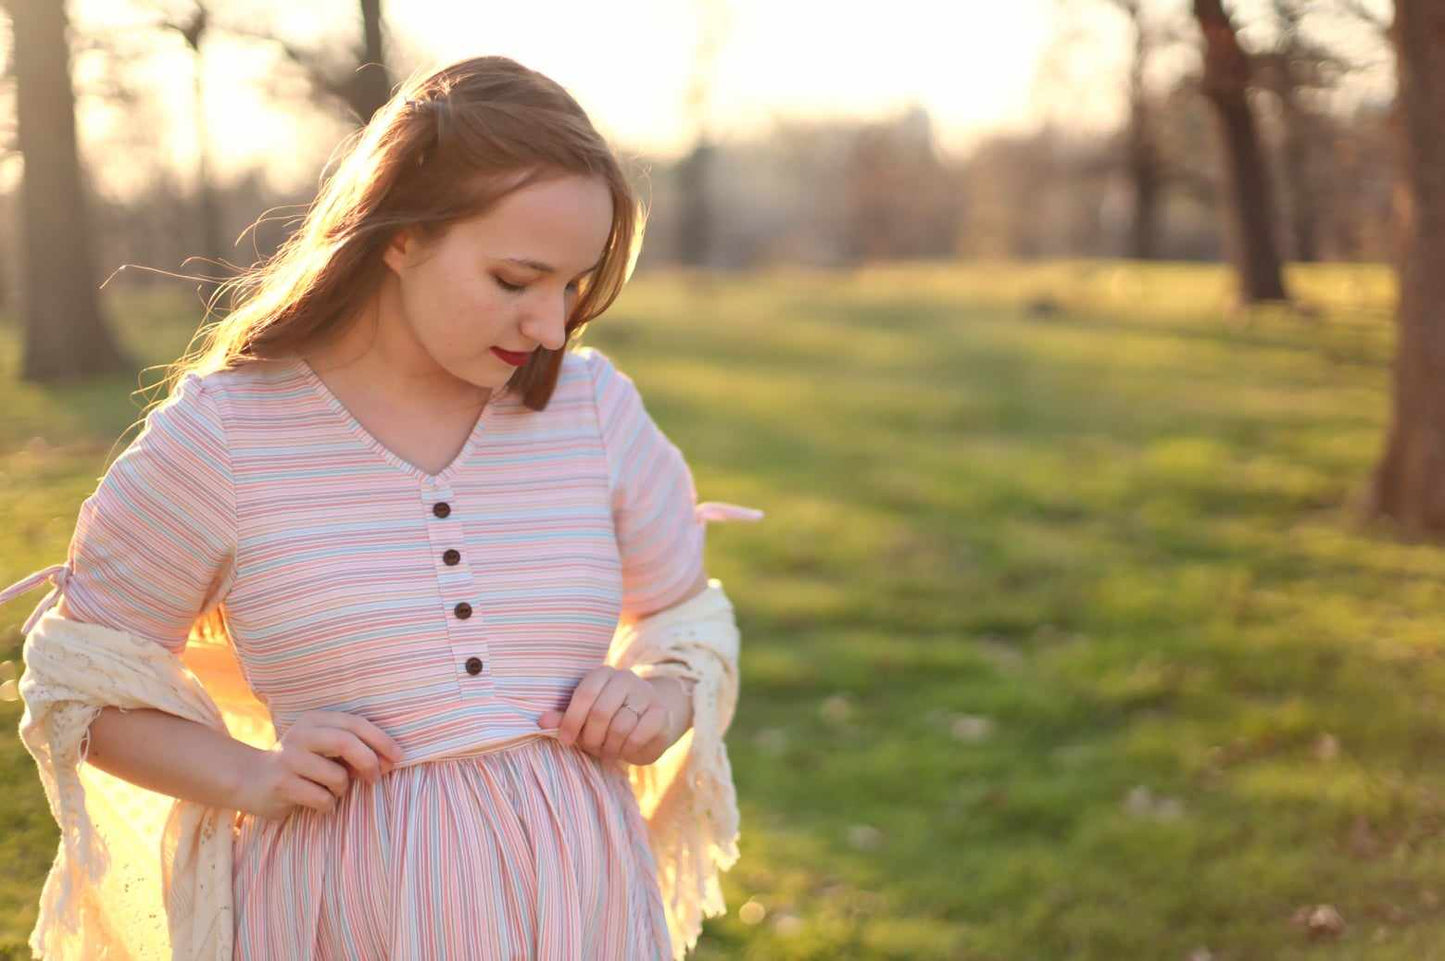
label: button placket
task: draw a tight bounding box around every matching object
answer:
[422,483,488,690]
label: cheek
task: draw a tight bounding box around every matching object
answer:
[407,269,506,345]
[401,278,450,343]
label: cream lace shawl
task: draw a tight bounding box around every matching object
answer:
[8,500,761,961]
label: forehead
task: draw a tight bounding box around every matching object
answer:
[451,172,613,268]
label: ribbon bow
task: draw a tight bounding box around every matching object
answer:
[0,563,71,635]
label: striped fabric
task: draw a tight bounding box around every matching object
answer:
[58,346,706,959]
[235,736,672,959]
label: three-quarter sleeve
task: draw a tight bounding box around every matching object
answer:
[62,372,237,653]
[583,347,706,621]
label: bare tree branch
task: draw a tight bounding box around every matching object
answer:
[208,8,390,126]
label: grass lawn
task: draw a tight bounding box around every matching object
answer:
[4,260,1445,959]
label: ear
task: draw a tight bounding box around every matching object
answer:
[382,226,418,276]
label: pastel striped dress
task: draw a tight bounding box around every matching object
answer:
[54,346,709,960]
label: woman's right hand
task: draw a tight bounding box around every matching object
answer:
[236,710,406,821]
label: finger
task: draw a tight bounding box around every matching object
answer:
[314,712,405,766]
[291,750,351,798]
[621,704,669,761]
[622,732,666,767]
[300,727,386,782]
[579,678,633,753]
[536,710,562,729]
[600,704,641,760]
[307,711,402,762]
[337,754,385,783]
[287,775,340,813]
[556,669,614,745]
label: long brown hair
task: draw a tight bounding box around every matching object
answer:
[168,53,645,412]
[176,55,645,646]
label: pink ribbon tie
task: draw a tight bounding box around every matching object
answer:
[0,563,72,635]
[694,501,765,525]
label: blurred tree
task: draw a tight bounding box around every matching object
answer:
[1111,0,1163,260]
[1192,0,1289,303]
[1368,0,1445,534]
[1255,0,1390,264]
[675,0,729,270]
[226,0,391,125]
[1313,1,1394,262]
[675,142,714,269]
[1318,101,1394,262]
[2,0,127,381]
[1255,0,1343,263]
[158,2,225,280]
[355,0,388,120]
[844,106,961,262]
[960,126,1111,260]
[1039,0,1218,261]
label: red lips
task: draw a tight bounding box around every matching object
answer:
[491,347,531,366]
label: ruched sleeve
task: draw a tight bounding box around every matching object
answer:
[62,372,237,653]
[582,347,706,622]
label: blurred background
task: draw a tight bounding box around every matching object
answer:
[7,0,1445,958]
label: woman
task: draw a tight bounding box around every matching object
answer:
[0,54,761,959]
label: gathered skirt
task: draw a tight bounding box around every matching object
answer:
[231,733,673,960]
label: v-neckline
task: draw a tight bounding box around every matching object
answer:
[292,356,504,485]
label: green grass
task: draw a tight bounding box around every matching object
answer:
[6,260,1445,958]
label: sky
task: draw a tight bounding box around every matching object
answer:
[68,0,1063,197]
[397,0,1059,157]
[63,0,1394,200]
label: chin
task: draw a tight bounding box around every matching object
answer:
[437,360,504,393]
[489,362,529,393]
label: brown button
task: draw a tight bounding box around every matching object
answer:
[442,549,461,566]
[464,656,484,675]
[454,602,472,619]
[432,501,451,518]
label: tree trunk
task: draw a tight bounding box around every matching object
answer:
[352,0,390,123]
[1193,0,1289,303]
[8,0,127,381]
[191,26,226,279]
[1367,0,1445,535]
[1126,97,1162,261]
[1122,0,1161,260]
[675,139,714,267]
[1278,87,1319,263]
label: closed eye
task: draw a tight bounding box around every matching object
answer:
[493,275,582,295]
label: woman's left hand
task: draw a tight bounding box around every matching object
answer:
[536,666,685,765]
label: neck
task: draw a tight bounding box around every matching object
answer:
[304,297,492,415]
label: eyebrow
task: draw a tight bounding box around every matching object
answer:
[502,256,603,277]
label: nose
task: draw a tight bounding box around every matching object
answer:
[520,291,570,352]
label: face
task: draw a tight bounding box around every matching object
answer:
[381,170,614,392]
